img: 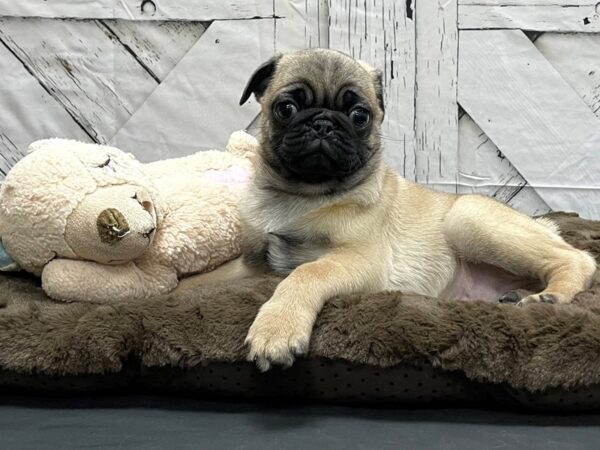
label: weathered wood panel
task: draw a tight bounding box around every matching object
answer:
[534,33,600,119]
[275,0,329,51]
[459,1,600,32]
[0,17,159,143]
[459,29,600,218]
[328,0,416,177]
[0,42,90,179]
[457,31,600,216]
[414,0,458,192]
[0,0,273,21]
[111,19,275,162]
[461,0,595,4]
[458,112,550,215]
[101,20,207,83]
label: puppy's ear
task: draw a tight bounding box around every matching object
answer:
[357,60,385,117]
[372,69,385,117]
[239,54,283,106]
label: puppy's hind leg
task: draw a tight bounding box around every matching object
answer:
[443,195,597,305]
[175,256,265,291]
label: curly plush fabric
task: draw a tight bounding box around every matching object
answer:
[0,212,598,400]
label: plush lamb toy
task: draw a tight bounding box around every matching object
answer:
[0,131,257,303]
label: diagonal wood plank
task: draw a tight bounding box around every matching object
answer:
[328,0,416,178]
[458,112,551,216]
[414,0,459,192]
[0,0,273,21]
[0,42,90,179]
[534,33,600,119]
[110,19,274,161]
[100,20,208,83]
[459,1,600,32]
[458,29,600,219]
[0,17,158,143]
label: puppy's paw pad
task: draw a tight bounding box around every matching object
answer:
[499,291,522,303]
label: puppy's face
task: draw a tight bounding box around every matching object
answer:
[240,49,385,195]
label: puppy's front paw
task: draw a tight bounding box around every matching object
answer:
[245,300,312,372]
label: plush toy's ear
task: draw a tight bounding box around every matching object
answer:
[239,54,282,106]
[0,238,18,271]
[226,130,259,157]
[26,140,46,154]
[26,138,72,154]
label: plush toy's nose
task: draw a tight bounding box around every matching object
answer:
[97,208,130,245]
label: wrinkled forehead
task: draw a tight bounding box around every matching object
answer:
[267,50,377,106]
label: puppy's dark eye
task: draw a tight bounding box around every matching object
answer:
[274,100,298,122]
[349,107,370,128]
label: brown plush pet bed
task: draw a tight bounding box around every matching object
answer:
[0,212,599,412]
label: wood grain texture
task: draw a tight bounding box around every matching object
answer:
[460,0,596,4]
[0,42,90,180]
[329,0,416,177]
[100,20,207,82]
[110,19,275,162]
[459,29,600,219]
[459,1,600,32]
[0,0,273,21]
[534,33,600,119]
[0,17,159,143]
[275,0,329,51]
[458,112,550,215]
[414,0,459,192]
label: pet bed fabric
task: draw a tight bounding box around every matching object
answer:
[0,212,599,411]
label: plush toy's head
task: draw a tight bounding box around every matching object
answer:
[0,139,159,276]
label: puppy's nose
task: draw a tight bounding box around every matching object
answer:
[312,119,335,137]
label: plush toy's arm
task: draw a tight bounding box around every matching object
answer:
[42,259,178,303]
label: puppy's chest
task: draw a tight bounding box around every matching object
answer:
[246,196,335,273]
[266,232,329,274]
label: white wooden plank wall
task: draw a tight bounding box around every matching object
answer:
[0,42,90,176]
[0,18,163,143]
[458,31,600,216]
[104,21,208,82]
[0,0,598,218]
[414,0,459,192]
[459,29,600,218]
[459,0,600,32]
[110,19,276,161]
[0,0,274,21]
[275,0,329,51]
[458,112,551,216]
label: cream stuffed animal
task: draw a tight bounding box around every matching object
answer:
[0,131,257,303]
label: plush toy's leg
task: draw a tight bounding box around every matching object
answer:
[42,259,177,303]
[245,247,386,371]
[443,195,597,306]
[176,256,265,291]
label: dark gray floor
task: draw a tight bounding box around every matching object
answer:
[0,395,599,450]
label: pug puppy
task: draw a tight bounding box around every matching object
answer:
[189,48,597,371]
